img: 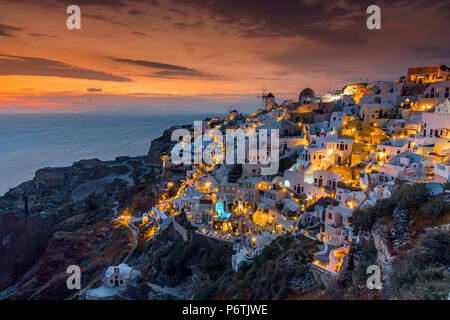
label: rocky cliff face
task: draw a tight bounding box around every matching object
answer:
[145,124,193,166]
[0,156,158,299]
[370,208,414,280]
[0,213,56,292]
[371,223,394,271]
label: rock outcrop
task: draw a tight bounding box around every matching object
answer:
[388,208,412,251]
[0,155,157,299]
[145,124,193,166]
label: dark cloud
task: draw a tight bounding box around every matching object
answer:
[173,22,187,29]
[169,0,366,45]
[0,54,131,82]
[69,0,125,5]
[167,7,189,17]
[112,57,216,78]
[14,0,127,7]
[172,0,449,46]
[412,44,450,61]
[128,8,146,15]
[132,31,147,36]
[84,13,131,26]
[10,0,160,9]
[132,0,160,6]
[172,21,204,30]
[0,24,22,37]
[142,70,219,79]
[87,88,102,92]
[112,57,196,72]
[28,33,57,38]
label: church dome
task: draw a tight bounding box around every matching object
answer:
[299,88,316,98]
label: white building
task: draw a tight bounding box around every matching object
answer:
[434,162,450,182]
[104,263,139,288]
[312,170,342,189]
[324,205,353,244]
[329,111,346,129]
[421,112,450,139]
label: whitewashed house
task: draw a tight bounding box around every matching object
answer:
[104,263,138,288]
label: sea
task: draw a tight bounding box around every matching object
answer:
[0,112,218,196]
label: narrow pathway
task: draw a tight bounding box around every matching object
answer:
[122,221,138,263]
[110,204,139,264]
[112,201,119,217]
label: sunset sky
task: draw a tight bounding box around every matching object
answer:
[0,0,449,113]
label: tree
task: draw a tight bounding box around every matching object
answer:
[423,197,450,216]
[391,183,429,209]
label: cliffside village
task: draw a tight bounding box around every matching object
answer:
[1,64,449,300]
[144,64,450,277]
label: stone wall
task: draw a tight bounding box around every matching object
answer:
[311,247,352,287]
[35,168,66,187]
[193,232,233,248]
[173,220,188,241]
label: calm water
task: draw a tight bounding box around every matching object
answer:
[0,113,216,195]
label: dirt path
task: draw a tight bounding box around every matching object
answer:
[122,221,138,263]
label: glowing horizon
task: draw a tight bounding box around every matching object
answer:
[1,0,449,113]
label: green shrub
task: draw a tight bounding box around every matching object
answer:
[279,154,299,172]
[386,230,450,300]
[196,236,317,299]
[442,180,450,191]
[423,197,450,216]
[391,183,429,209]
[350,184,430,231]
[352,244,377,284]
[131,244,146,257]
[352,260,372,284]
[414,230,450,266]
[325,280,342,299]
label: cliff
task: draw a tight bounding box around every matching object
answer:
[145,124,193,166]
